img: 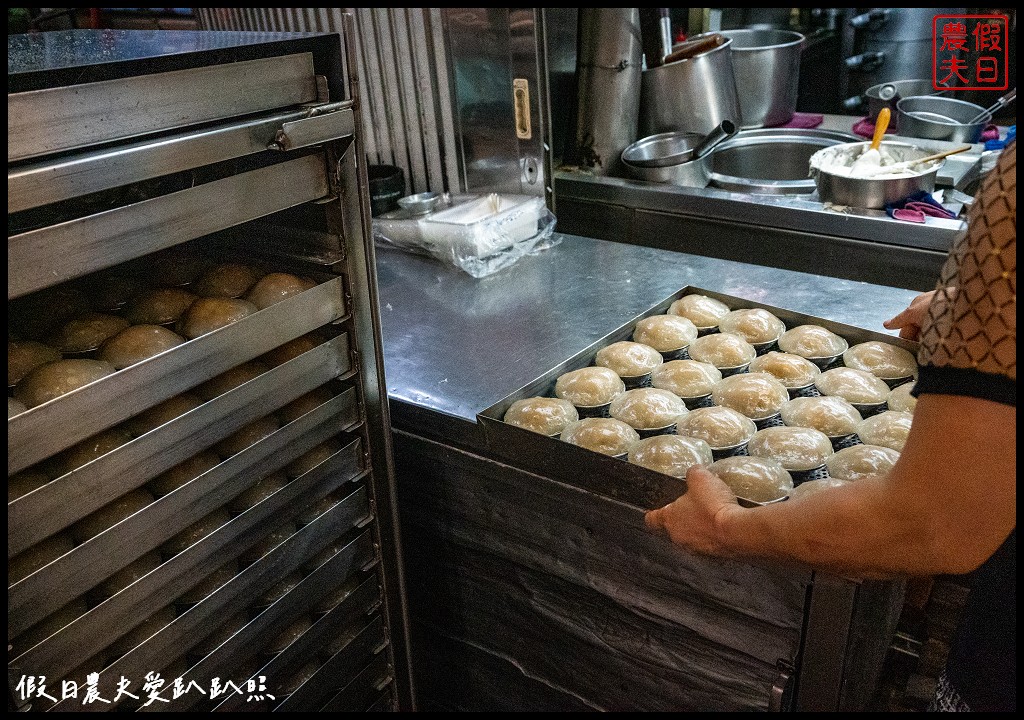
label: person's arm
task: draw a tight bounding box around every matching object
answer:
[646,392,1015,579]
[647,140,1016,579]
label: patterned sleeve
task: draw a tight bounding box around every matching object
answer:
[914,140,1016,406]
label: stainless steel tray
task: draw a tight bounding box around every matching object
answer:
[478,286,919,510]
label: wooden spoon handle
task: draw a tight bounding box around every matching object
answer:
[909,145,973,164]
[871,107,891,151]
[663,34,725,64]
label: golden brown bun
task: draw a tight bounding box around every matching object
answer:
[9,286,91,339]
[55,427,134,476]
[854,411,913,451]
[747,426,834,471]
[627,435,713,478]
[554,366,625,407]
[278,387,335,424]
[707,456,793,503]
[887,382,918,414]
[815,367,890,405]
[9,340,62,386]
[687,332,757,369]
[213,415,281,458]
[843,341,918,380]
[72,488,155,543]
[177,297,259,339]
[503,397,579,435]
[650,359,722,398]
[748,351,821,389]
[285,439,344,479]
[594,341,664,378]
[48,313,130,354]
[826,444,900,481]
[675,406,757,449]
[777,325,849,359]
[99,325,185,370]
[194,263,263,298]
[245,273,316,310]
[632,315,698,352]
[124,288,198,325]
[14,359,116,408]
[196,361,269,401]
[559,417,640,456]
[718,309,786,345]
[609,388,688,430]
[667,294,730,328]
[710,372,790,420]
[259,332,325,367]
[125,392,205,437]
[147,451,221,497]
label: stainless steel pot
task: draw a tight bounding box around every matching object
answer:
[639,33,741,137]
[720,29,804,128]
[896,96,988,143]
[620,131,712,187]
[709,128,859,194]
[810,141,942,209]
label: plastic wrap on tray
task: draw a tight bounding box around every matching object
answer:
[372,192,558,278]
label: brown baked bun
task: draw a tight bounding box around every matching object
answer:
[99,325,185,370]
[177,297,259,340]
[245,273,316,310]
[124,288,198,326]
[14,359,116,408]
[9,340,62,387]
[194,264,263,298]
[48,313,130,354]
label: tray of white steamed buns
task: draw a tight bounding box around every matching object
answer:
[479,287,919,510]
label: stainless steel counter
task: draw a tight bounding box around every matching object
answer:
[377,233,922,423]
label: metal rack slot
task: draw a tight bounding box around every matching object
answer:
[9,104,355,214]
[9,391,361,637]
[9,53,317,163]
[269,615,386,712]
[13,438,367,689]
[8,334,352,558]
[214,574,384,712]
[321,654,394,711]
[8,153,329,300]
[8,278,348,474]
[166,557,379,713]
[44,484,372,711]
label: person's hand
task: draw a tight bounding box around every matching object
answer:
[883,290,938,341]
[644,465,740,557]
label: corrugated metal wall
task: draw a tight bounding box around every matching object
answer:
[195,7,462,195]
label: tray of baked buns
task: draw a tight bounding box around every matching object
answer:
[478,286,920,510]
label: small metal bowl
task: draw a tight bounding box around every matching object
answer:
[896,96,988,143]
[397,191,442,216]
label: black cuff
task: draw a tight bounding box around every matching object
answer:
[912,365,1016,407]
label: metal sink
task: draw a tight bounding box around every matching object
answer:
[709,128,859,194]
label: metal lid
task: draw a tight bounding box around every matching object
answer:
[397,191,442,216]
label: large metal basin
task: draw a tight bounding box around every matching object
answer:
[709,128,859,194]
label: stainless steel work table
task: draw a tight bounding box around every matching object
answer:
[377,232,922,430]
[375,233,922,712]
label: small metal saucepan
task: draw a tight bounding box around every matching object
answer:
[620,121,737,187]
